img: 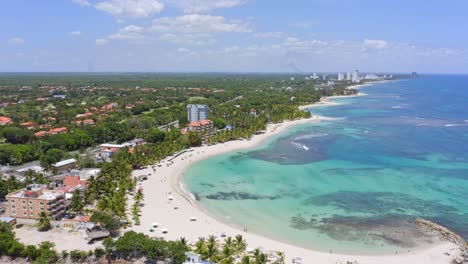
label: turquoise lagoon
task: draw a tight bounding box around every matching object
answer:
[183,75,468,254]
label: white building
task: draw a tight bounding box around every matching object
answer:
[364,74,380,80]
[337,73,345,81]
[187,104,209,123]
[346,72,352,81]
[352,69,360,83]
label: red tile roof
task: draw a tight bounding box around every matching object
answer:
[188,119,213,127]
[34,131,47,137]
[0,116,13,125]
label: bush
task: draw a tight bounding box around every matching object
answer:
[94,247,105,258]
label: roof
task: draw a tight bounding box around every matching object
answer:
[188,119,213,127]
[0,217,15,223]
[52,158,77,168]
[49,127,67,133]
[20,121,34,126]
[16,165,44,173]
[34,131,47,137]
[7,188,64,200]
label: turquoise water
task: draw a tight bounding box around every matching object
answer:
[183,75,468,254]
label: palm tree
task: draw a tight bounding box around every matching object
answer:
[240,255,251,264]
[38,212,52,231]
[205,235,218,264]
[205,242,218,264]
[179,237,188,250]
[194,237,206,255]
[234,234,247,254]
[276,251,285,264]
[220,237,234,261]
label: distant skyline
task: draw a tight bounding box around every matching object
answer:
[2,0,468,73]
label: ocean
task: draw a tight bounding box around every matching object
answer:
[183,75,468,254]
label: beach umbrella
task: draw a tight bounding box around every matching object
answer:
[190,217,197,221]
[152,222,159,227]
[168,195,174,200]
[161,228,168,234]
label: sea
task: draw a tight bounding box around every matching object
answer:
[183,75,468,254]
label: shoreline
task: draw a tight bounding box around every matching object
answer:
[131,86,461,263]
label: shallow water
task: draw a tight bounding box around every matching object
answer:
[183,75,468,254]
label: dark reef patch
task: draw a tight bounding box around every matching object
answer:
[304,191,458,216]
[204,191,280,201]
[290,213,437,247]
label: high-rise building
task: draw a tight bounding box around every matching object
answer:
[346,72,352,81]
[187,104,209,123]
[352,69,360,82]
[338,73,345,81]
[6,187,66,220]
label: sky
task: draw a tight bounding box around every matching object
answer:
[1,0,468,73]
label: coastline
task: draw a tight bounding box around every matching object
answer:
[131,87,461,263]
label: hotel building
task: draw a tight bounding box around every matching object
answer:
[186,119,215,143]
[187,104,209,122]
[6,187,66,220]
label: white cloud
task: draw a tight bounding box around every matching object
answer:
[96,38,109,45]
[8,37,25,45]
[177,47,190,53]
[151,14,251,33]
[95,0,164,18]
[160,33,216,46]
[69,31,81,36]
[72,0,91,6]
[108,25,145,39]
[171,0,247,13]
[363,39,389,50]
[254,32,286,39]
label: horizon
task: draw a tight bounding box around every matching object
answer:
[2,0,468,73]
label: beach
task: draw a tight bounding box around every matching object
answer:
[131,113,461,264]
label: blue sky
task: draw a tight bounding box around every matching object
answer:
[2,0,467,73]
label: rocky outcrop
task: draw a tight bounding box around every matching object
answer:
[415,218,467,264]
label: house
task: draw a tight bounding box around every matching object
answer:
[52,159,77,171]
[74,119,94,125]
[63,175,88,188]
[0,116,13,126]
[98,139,146,159]
[102,103,118,111]
[48,127,67,135]
[20,121,36,130]
[249,109,257,116]
[6,187,66,220]
[184,252,212,264]
[53,94,66,99]
[75,112,93,119]
[34,131,47,137]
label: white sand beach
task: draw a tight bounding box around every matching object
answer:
[131,115,461,264]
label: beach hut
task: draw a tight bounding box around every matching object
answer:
[161,228,168,234]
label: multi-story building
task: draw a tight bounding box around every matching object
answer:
[6,187,66,220]
[187,104,209,123]
[352,69,360,82]
[337,73,345,81]
[346,72,352,81]
[186,120,215,143]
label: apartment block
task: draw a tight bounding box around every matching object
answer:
[6,187,66,220]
